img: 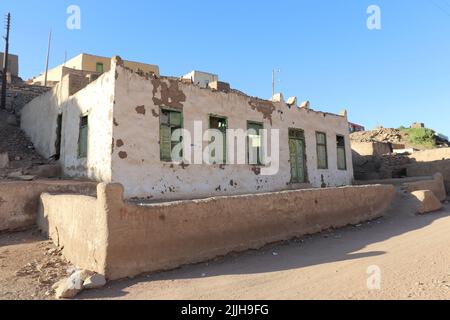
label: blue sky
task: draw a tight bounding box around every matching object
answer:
[1,0,449,136]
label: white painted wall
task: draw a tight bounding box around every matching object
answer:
[22,68,115,181]
[111,64,354,200]
[60,70,115,181]
[21,78,69,158]
[22,59,354,201]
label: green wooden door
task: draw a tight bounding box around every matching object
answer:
[289,132,306,183]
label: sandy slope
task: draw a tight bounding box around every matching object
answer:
[78,191,450,300]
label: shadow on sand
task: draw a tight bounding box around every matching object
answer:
[79,189,450,299]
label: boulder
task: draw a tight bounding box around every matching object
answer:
[54,269,94,299]
[411,190,443,214]
[83,274,107,289]
[0,152,9,169]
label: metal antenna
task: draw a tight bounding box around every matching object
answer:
[44,30,52,87]
[1,12,11,110]
[272,69,281,98]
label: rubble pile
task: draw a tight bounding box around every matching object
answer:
[350,128,404,144]
[0,110,52,179]
[353,152,413,180]
[0,71,51,117]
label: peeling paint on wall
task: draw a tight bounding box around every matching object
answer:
[151,78,186,110]
[248,98,276,125]
[135,105,146,115]
[118,151,128,159]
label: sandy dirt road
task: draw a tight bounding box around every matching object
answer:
[76,192,450,300]
[1,191,450,300]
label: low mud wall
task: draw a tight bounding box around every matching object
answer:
[39,183,395,280]
[402,173,447,202]
[0,180,96,232]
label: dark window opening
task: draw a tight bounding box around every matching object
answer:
[78,115,88,158]
[209,115,227,164]
[337,135,347,170]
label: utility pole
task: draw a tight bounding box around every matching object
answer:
[272,69,275,98]
[1,12,11,110]
[44,30,52,87]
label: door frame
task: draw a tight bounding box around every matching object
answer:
[288,128,308,184]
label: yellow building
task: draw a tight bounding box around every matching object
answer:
[31,53,160,86]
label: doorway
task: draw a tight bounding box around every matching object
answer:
[54,113,62,161]
[289,128,307,183]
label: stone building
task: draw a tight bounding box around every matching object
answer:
[21,56,354,200]
[30,53,160,86]
[0,52,19,77]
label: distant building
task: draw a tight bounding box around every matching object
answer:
[0,52,19,77]
[182,70,218,88]
[411,122,425,129]
[349,122,365,133]
[30,53,159,86]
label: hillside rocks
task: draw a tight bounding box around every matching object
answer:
[351,128,403,144]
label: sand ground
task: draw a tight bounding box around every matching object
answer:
[1,191,450,300]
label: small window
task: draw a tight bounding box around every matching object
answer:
[209,115,227,164]
[96,62,104,74]
[78,115,88,158]
[316,132,328,169]
[336,135,347,170]
[247,122,263,165]
[160,109,183,162]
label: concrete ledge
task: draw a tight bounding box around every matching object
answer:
[0,180,97,232]
[402,173,447,202]
[39,183,395,280]
[355,176,433,186]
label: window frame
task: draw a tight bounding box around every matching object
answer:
[159,107,183,162]
[208,114,228,165]
[336,135,347,171]
[247,121,264,166]
[96,62,104,74]
[77,114,89,159]
[316,131,328,170]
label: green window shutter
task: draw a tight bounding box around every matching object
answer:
[160,124,172,161]
[247,122,263,165]
[316,132,328,169]
[78,116,88,158]
[317,145,327,169]
[160,109,183,162]
[317,132,326,145]
[170,112,182,127]
[96,63,104,74]
[337,147,346,170]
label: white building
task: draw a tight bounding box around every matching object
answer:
[182,70,219,88]
[21,56,354,200]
